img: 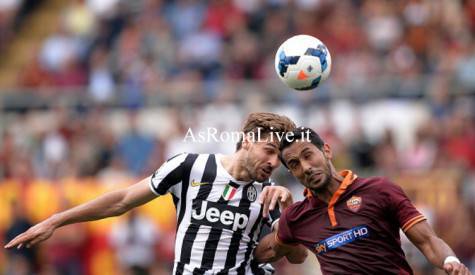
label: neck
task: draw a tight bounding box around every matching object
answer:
[313,170,344,204]
[220,152,252,182]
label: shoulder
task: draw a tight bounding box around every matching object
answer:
[353,176,395,192]
[173,152,205,164]
[165,152,193,163]
[155,153,200,173]
[354,176,407,204]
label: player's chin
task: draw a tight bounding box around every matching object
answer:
[307,177,325,190]
[256,170,271,182]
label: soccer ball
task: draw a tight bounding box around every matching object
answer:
[275,35,332,91]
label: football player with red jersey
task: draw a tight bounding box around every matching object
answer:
[255,127,471,275]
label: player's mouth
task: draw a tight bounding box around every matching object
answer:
[307,172,323,184]
[261,167,272,177]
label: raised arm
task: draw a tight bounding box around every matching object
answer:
[406,220,471,275]
[5,177,156,249]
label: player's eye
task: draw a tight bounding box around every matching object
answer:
[288,160,299,169]
[265,148,276,154]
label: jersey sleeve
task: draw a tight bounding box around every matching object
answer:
[380,179,426,232]
[276,206,298,245]
[149,153,188,197]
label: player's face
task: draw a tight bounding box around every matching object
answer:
[282,141,332,190]
[243,136,281,182]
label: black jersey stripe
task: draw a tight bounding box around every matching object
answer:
[177,154,217,274]
[167,152,183,162]
[235,208,264,275]
[250,260,266,275]
[172,193,179,209]
[176,153,199,229]
[235,180,273,275]
[222,183,254,270]
[200,182,256,274]
[175,153,200,275]
[175,262,185,275]
[151,155,186,195]
[197,179,244,271]
[194,226,222,273]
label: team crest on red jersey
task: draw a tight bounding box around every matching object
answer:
[346,196,362,212]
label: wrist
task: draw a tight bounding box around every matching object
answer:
[444,256,460,265]
[271,219,279,232]
[49,213,63,228]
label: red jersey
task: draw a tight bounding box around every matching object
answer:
[277,170,426,275]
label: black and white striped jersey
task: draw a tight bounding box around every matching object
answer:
[149,153,280,275]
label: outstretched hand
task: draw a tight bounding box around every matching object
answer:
[259,186,293,218]
[4,219,56,249]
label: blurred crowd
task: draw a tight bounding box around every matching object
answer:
[1,0,475,275]
[0,0,41,51]
[0,0,23,51]
[13,0,475,102]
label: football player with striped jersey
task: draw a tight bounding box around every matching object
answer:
[5,112,308,274]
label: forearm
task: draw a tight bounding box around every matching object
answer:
[406,221,459,270]
[254,233,307,264]
[419,235,456,269]
[49,189,128,229]
[254,233,284,263]
[4,178,156,250]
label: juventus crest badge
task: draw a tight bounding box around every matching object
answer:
[246,185,257,202]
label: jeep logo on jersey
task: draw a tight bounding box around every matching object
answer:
[191,200,250,231]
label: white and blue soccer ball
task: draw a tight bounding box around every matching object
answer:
[275,35,332,91]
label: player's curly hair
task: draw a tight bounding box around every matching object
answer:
[236,112,296,151]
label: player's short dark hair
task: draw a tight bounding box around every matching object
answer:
[279,127,325,168]
[236,112,296,151]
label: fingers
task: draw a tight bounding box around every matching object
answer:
[459,264,471,275]
[260,186,273,218]
[260,186,293,217]
[6,235,40,250]
[262,190,272,218]
[258,187,269,205]
[279,191,293,210]
[269,192,279,212]
[5,235,21,248]
[444,263,471,275]
[280,191,289,203]
[5,233,29,249]
[5,226,43,249]
[444,263,454,273]
[28,233,47,247]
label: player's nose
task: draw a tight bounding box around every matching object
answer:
[303,161,313,175]
[268,154,280,169]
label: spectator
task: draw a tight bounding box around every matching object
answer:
[115,111,155,176]
[110,209,160,275]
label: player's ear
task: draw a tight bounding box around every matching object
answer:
[242,135,252,150]
[322,143,332,160]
